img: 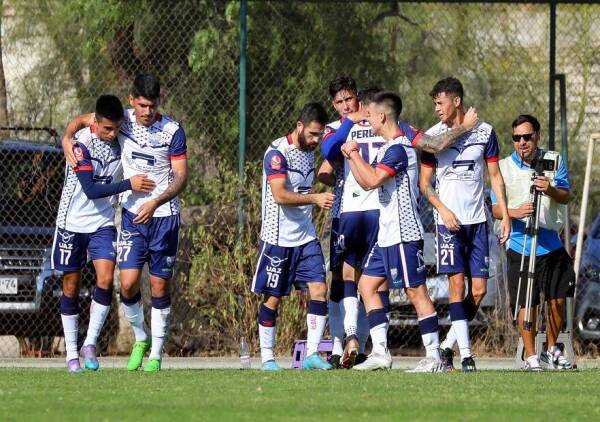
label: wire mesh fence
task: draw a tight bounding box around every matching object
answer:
[0,1,598,362]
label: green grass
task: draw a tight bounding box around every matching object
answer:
[1,369,599,421]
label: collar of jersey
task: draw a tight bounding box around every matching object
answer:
[510,148,544,169]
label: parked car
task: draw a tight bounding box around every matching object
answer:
[0,129,116,354]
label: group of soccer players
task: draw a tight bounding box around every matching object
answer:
[252,75,510,372]
[54,74,187,372]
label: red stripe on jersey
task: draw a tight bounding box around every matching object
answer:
[420,161,435,168]
[286,133,293,145]
[267,174,286,181]
[376,163,397,176]
[74,165,93,173]
[393,128,405,139]
[170,153,188,161]
[411,131,424,147]
[486,156,500,163]
[90,123,97,134]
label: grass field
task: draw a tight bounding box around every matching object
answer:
[1,369,599,421]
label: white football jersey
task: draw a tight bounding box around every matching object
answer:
[260,134,317,247]
[56,127,123,233]
[119,108,187,217]
[423,120,499,225]
[374,132,423,247]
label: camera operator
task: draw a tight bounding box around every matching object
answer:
[491,114,575,371]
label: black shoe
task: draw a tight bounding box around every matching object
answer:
[328,354,342,369]
[440,348,455,371]
[461,356,476,372]
[355,353,368,365]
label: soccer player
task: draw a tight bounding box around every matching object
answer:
[322,81,479,368]
[62,74,188,372]
[420,77,510,372]
[252,102,335,371]
[340,91,440,371]
[54,95,155,372]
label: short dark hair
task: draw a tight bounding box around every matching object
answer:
[298,102,328,126]
[131,73,160,100]
[372,91,402,120]
[430,76,464,101]
[358,86,383,106]
[328,75,357,99]
[95,95,124,122]
[512,114,541,132]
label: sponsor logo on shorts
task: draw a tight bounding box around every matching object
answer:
[120,230,138,241]
[58,230,75,244]
[417,250,426,273]
[440,232,455,245]
[264,254,288,268]
[390,268,398,280]
[166,256,176,267]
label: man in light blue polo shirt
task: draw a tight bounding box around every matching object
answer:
[491,114,575,371]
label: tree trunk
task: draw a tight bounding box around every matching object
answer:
[0,1,10,130]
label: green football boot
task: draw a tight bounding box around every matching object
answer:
[144,358,161,372]
[127,338,151,371]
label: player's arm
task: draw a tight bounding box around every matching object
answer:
[62,113,95,167]
[411,107,478,153]
[270,178,334,209]
[133,127,188,224]
[317,156,342,187]
[73,144,155,199]
[321,110,367,161]
[419,159,460,231]
[342,141,406,191]
[487,161,510,243]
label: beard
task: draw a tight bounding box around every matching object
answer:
[298,131,317,151]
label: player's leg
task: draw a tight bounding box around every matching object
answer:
[327,217,344,368]
[295,240,331,370]
[81,227,118,370]
[251,241,294,371]
[52,229,86,372]
[143,214,180,372]
[353,245,391,371]
[117,210,150,370]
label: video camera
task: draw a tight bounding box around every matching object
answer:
[530,149,559,176]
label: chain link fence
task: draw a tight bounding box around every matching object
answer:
[0,1,598,362]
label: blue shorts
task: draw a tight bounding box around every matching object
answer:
[436,222,489,278]
[362,241,426,289]
[251,239,326,297]
[118,209,180,279]
[51,226,117,272]
[339,210,379,269]
[329,218,342,272]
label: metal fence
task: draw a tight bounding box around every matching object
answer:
[0,1,598,362]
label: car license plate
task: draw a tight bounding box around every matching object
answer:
[0,277,18,294]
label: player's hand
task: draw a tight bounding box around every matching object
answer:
[347,108,368,123]
[439,207,460,232]
[62,137,77,167]
[341,141,359,159]
[533,176,552,194]
[516,202,534,219]
[133,200,159,224]
[129,175,156,193]
[462,107,479,132]
[499,216,511,244]
[313,192,335,209]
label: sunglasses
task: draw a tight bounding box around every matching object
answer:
[512,133,535,142]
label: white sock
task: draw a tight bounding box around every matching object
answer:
[149,306,170,360]
[259,324,276,363]
[328,300,344,356]
[83,300,110,346]
[452,319,471,359]
[422,332,441,361]
[440,325,457,351]
[357,302,370,354]
[306,313,327,356]
[342,296,359,337]
[121,300,147,342]
[61,314,79,362]
[370,322,388,355]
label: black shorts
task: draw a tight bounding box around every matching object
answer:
[507,247,575,307]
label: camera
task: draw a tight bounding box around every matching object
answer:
[531,149,558,175]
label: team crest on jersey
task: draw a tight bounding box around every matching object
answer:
[73,146,84,161]
[270,155,282,170]
[324,127,332,136]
